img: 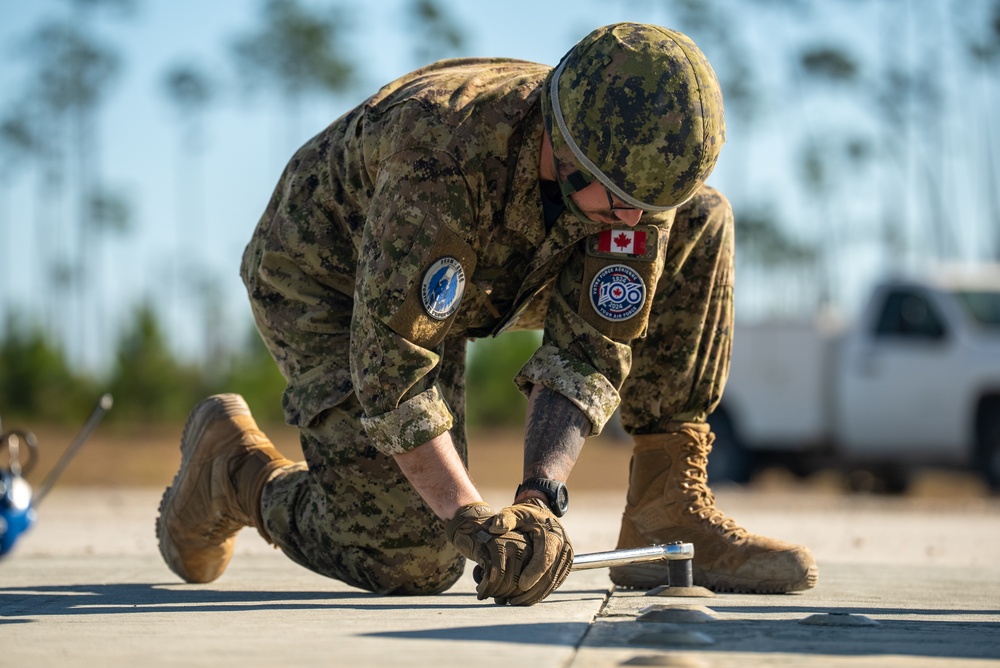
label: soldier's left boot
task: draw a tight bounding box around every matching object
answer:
[156,394,296,584]
[609,423,818,593]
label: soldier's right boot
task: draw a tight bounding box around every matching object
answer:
[156,394,295,583]
[610,424,818,593]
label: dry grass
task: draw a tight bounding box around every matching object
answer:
[12,421,990,500]
[14,422,633,493]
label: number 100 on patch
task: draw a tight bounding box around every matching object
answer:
[590,264,646,322]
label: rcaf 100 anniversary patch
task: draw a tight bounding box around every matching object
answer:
[589,264,646,322]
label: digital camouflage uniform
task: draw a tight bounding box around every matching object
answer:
[240,56,734,595]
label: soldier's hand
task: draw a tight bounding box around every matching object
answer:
[486,499,574,606]
[444,502,529,602]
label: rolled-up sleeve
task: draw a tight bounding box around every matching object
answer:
[350,298,455,455]
[515,286,632,435]
[360,389,455,456]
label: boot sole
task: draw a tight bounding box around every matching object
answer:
[156,394,251,582]
[610,562,819,594]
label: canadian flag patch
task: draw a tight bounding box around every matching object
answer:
[598,229,647,255]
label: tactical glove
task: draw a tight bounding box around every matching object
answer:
[485,499,574,605]
[445,502,530,602]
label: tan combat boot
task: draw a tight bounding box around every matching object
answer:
[609,424,818,593]
[156,394,294,583]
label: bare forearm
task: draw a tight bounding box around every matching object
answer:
[518,385,591,499]
[394,431,483,520]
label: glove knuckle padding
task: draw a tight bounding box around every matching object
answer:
[497,500,575,606]
[446,501,574,605]
[445,502,496,561]
[478,531,529,600]
[511,544,573,606]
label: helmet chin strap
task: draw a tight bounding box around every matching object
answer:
[550,155,608,227]
[560,168,590,196]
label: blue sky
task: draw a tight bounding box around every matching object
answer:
[4,0,990,372]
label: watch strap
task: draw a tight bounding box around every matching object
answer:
[516,478,569,517]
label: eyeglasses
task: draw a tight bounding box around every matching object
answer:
[606,188,642,215]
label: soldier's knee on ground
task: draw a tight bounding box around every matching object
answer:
[348,544,466,596]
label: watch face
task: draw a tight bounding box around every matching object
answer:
[518,479,570,516]
[555,485,569,513]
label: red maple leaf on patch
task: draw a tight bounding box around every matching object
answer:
[613,232,631,249]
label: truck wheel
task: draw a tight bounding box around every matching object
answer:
[978,411,1000,493]
[880,467,911,495]
[706,408,752,484]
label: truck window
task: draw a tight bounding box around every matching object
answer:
[874,290,946,340]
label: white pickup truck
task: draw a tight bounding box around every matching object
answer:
[708,267,1000,493]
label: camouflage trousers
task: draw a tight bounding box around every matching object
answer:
[240,187,733,595]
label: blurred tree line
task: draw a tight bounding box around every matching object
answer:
[1,0,999,425]
[0,305,539,427]
[0,305,284,425]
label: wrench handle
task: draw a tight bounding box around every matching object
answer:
[570,543,694,570]
[472,542,694,583]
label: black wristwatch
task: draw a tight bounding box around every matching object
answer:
[516,478,569,517]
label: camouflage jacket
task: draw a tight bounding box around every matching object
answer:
[248,58,674,455]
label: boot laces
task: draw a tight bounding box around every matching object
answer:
[680,448,747,541]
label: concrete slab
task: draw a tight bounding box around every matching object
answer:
[2,554,613,667]
[1,488,615,668]
[2,487,999,667]
[575,563,1000,667]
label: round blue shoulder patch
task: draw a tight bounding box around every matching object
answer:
[590,264,646,322]
[421,257,466,320]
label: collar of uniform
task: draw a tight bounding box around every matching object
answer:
[503,104,548,248]
[504,105,602,279]
[521,209,594,284]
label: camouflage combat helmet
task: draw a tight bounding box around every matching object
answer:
[541,23,726,211]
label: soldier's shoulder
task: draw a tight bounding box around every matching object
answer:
[368,58,550,108]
